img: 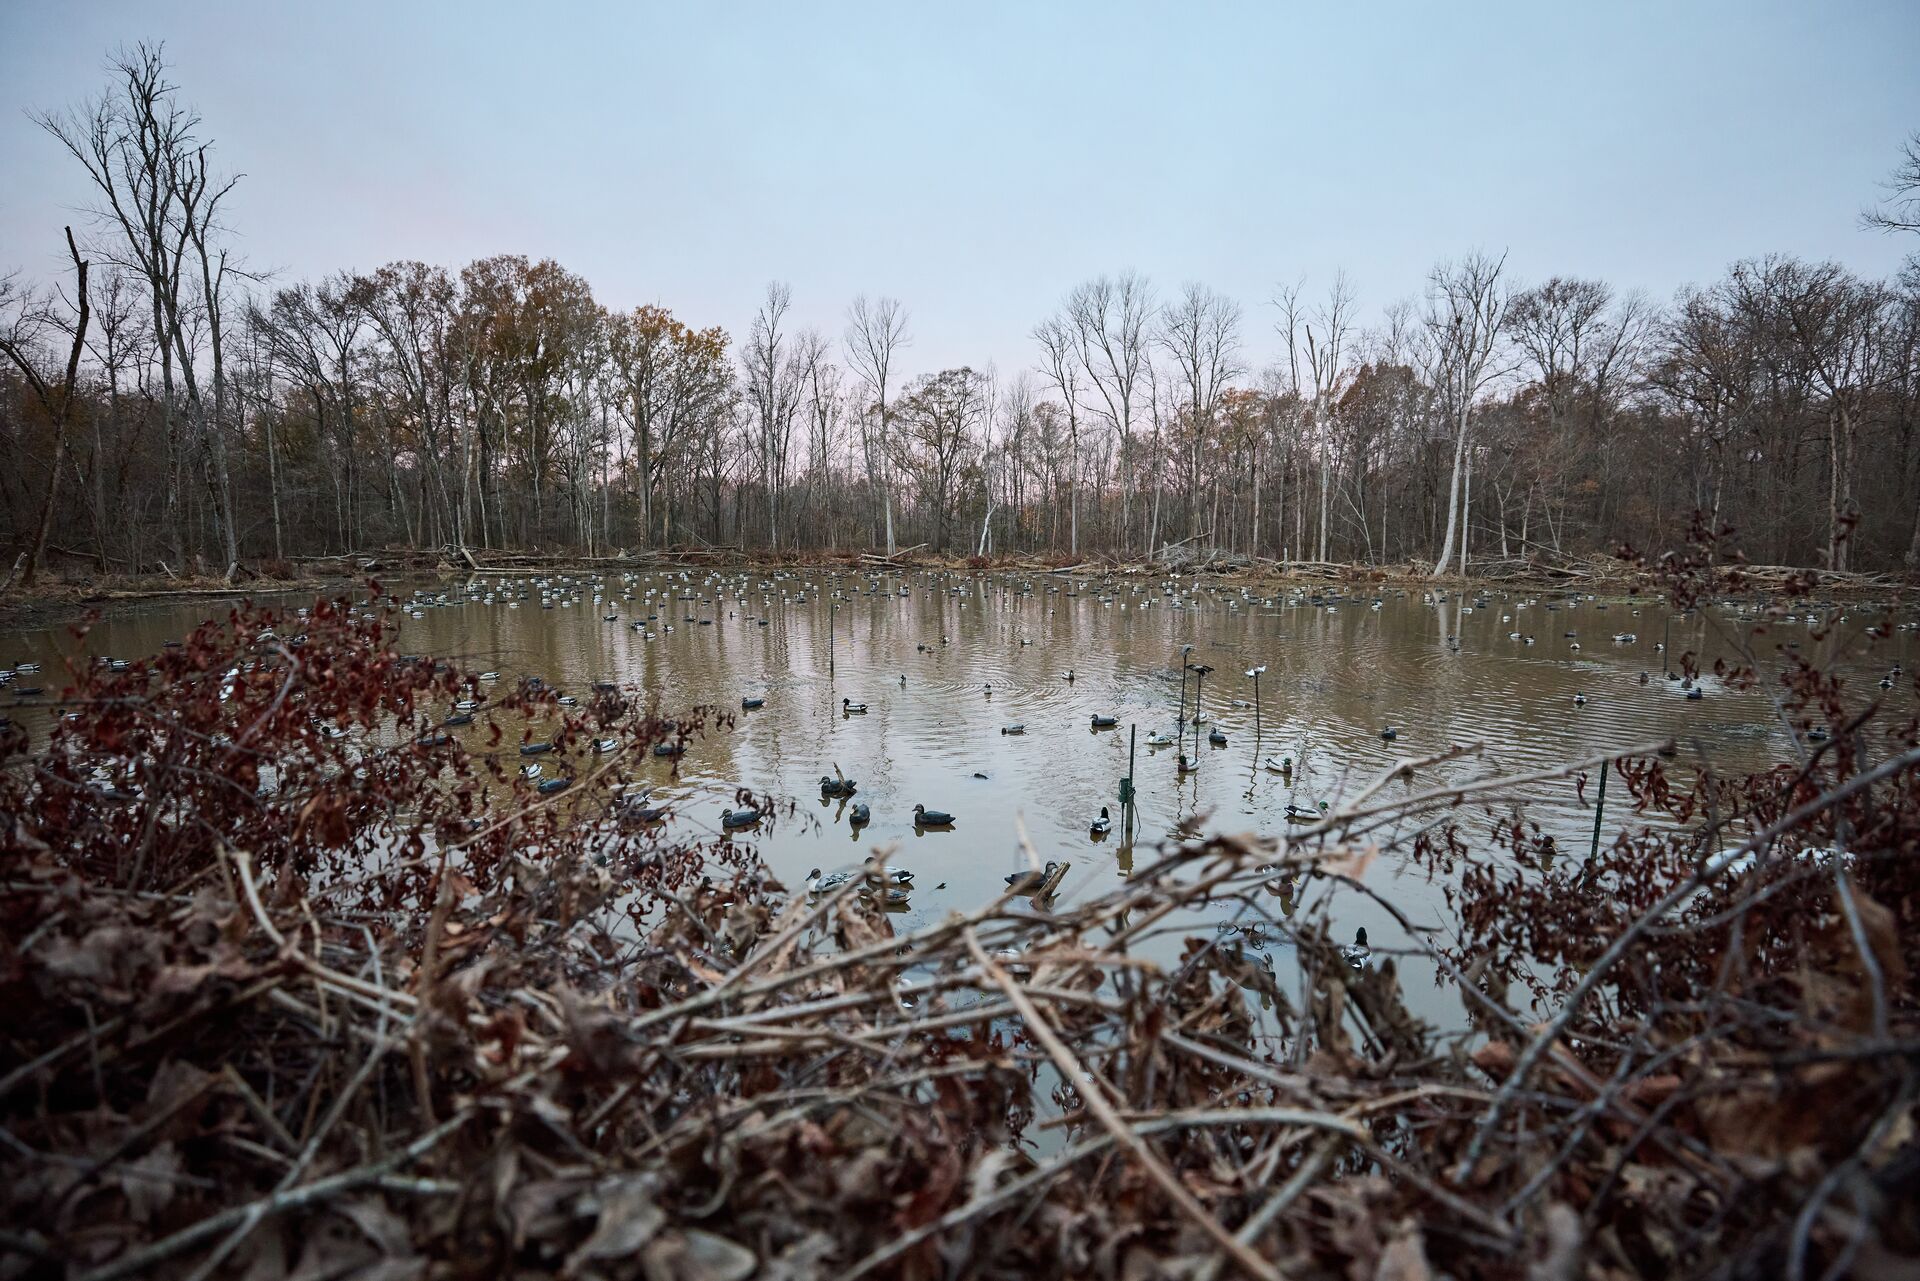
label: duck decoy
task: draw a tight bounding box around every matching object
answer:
[1000,723,1026,735]
[742,696,766,709]
[1145,730,1174,747]
[415,733,451,749]
[1090,805,1112,836]
[1285,801,1328,822]
[454,699,481,712]
[862,856,913,888]
[982,683,992,698]
[1685,687,1704,700]
[1090,714,1119,729]
[1573,694,1587,707]
[537,777,571,795]
[843,698,869,714]
[1263,755,1293,774]
[1380,726,1399,741]
[820,775,858,798]
[849,802,871,826]
[617,797,668,824]
[1005,861,1061,892]
[592,737,620,753]
[443,712,473,726]
[1208,727,1227,746]
[556,694,579,707]
[477,671,500,681]
[519,741,553,756]
[519,763,543,779]
[1336,927,1371,969]
[721,806,763,829]
[807,866,855,893]
[654,741,685,756]
[913,803,955,827]
[1063,669,1075,682]
[1178,754,1199,773]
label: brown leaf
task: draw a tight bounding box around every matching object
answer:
[565,1174,666,1275]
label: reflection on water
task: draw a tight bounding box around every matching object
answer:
[4,570,1913,1022]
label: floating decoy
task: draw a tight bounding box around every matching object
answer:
[913,803,955,827]
[1005,861,1061,892]
[1145,730,1174,747]
[654,741,684,756]
[443,712,473,727]
[849,802,871,826]
[1686,687,1704,700]
[519,741,553,755]
[742,696,766,709]
[843,698,868,714]
[1208,727,1228,746]
[1063,669,1075,682]
[820,775,858,798]
[1000,723,1026,735]
[721,806,763,829]
[1178,754,1199,772]
[1573,693,1587,707]
[1263,755,1293,773]
[592,737,619,753]
[861,856,914,888]
[1336,928,1371,969]
[519,763,543,779]
[1286,801,1328,823]
[453,699,481,711]
[1090,714,1119,728]
[556,694,578,706]
[477,671,500,681]
[537,777,571,795]
[807,866,855,893]
[1380,726,1399,741]
[1090,805,1112,836]
[982,683,992,698]
[415,733,451,748]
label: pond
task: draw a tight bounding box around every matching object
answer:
[4,568,1914,1028]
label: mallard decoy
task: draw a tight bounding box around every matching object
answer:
[843,698,868,714]
[1685,687,1704,701]
[1178,754,1199,773]
[1263,755,1293,774]
[1145,730,1174,747]
[443,712,473,727]
[982,683,992,698]
[477,671,500,681]
[1208,727,1227,746]
[1286,801,1328,822]
[849,802,871,826]
[1000,723,1026,735]
[1573,694,1587,707]
[742,696,766,709]
[1090,714,1119,728]
[654,741,684,756]
[913,803,955,827]
[556,694,579,707]
[820,775,858,798]
[537,777,571,795]
[519,741,553,756]
[1380,726,1399,741]
[1063,669,1075,682]
[1336,927,1371,969]
[1090,805,1112,836]
[618,800,668,824]
[454,699,481,711]
[592,737,620,753]
[415,733,451,749]
[519,763,543,779]
[807,866,855,893]
[1005,861,1061,892]
[721,806,763,829]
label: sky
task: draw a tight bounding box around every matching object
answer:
[2,0,1916,376]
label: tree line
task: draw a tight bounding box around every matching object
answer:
[5,47,1919,585]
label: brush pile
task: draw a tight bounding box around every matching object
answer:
[2,573,1918,1279]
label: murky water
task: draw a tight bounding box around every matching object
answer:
[5,570,1914,1024]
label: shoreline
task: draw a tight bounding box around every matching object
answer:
[3,547,1911,630]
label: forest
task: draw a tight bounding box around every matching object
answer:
[5,48,1920,586]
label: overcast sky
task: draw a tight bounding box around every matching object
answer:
[3,0,1916,375]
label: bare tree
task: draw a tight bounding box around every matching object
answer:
[0,230,91,590]
[1425,252,1510,577]
[1033,314,1085,553]
[1863,130,1920,234]
[1067,273,1154,550]
[845,295,909,553]
[1161,282,1243,549]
